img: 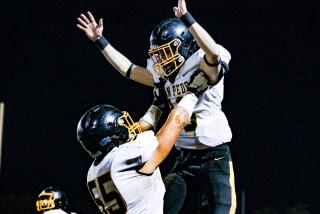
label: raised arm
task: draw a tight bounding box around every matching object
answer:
[139,71,209,174]
[77,11,154,87]
[173,0,230,84]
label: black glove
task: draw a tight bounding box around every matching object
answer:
[152,78,171,110]
[187,70,209,97]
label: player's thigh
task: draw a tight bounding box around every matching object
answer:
[164,172,187,200]
[179,185,205,214]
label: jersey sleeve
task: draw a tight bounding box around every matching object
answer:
[217,44,231,64]
[111,131,158,172]
[213,45,231,83]
[136,131,159,163]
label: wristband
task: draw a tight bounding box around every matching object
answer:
[126,63,134,79]
[180,12,196,28]
[140,105,163,129]
[95,36,109,51]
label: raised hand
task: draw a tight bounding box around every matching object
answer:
[173,0,188,18]
[77,11,103,41]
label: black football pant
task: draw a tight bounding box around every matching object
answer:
[163,144,237,214]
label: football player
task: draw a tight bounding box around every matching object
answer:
[77,0,237,213]
[76,72,209,214]
[36,186,76,214]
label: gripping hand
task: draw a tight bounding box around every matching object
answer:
[153,78,170,110]
[187,70,209,97]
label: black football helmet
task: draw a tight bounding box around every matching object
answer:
[148,18,199,77]
[36,186,69,213]
[77,105,141,160]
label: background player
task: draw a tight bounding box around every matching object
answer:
[76,71,209,213]
[77,0,236,213]
[36,186,76,214]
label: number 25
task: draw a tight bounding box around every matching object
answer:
[88,172,127,214]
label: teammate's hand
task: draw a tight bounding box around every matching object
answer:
[153,79,170,110]
[173,0,188,18]
[187,70,209,97]
[77,11,103,41]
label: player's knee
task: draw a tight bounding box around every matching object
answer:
[211,183,237,214]
[164,173,187,200]
[216,195,237,214]
[164,173,186,189]
[214,202,236,214]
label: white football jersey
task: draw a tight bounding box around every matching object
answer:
[87,131,165,214]
[146,45,232,149]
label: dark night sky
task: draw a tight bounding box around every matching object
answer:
[1,0,319,213]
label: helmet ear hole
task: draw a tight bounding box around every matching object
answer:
[99,136,112,147]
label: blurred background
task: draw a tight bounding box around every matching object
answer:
[0,0,319,213]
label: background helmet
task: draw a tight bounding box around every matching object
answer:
[76,105,141,160]
[148,18,199,77]
[36,186,69,213]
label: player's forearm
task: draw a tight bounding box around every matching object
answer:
[139,102,165,131]
[139,94,198,174]
[100,45,154,86]
[188,19,224,82]
[139,106,190,174]
[189,23,220,62]
[129,66,155,86]
[101,44,133,76]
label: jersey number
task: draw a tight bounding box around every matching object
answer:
[88,172,127,214]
